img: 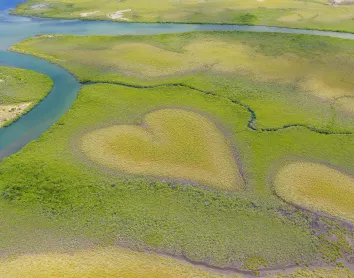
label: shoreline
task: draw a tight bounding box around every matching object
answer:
[8,10,354,36]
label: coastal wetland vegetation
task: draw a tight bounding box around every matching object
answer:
[1,1,354,275]
[0,66,53,127]
[12,0,354,33]
[0,30,353,276]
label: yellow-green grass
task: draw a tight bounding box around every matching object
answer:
[13,0,354,33]
[0,83,322,269]
[12,32,354,132]
[13,35,354,100]
[269,267,354,277]
[0,247,239,278]
[80,109,243,191]
[274,162,354,224]
[1,203,349,278]
[0,66,53,126]
[335,97,354,116]
[3,247,352,278]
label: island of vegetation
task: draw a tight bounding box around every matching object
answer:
[12,0,354,33]
[0,66,53,127]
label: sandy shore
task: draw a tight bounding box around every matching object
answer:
[0,102,31,127]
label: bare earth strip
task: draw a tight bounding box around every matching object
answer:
[108,9,132,20]
[0,103,32,127]
[80,10,99,17]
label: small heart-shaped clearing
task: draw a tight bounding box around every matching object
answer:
[79,109,244,190]
[274,162,354,224]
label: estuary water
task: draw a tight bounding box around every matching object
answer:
[0,1,353,160]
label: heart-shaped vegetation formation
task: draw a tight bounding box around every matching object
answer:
[79,109,244,190]
[274,162,354,224]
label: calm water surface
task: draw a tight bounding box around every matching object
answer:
[0,1,353,160]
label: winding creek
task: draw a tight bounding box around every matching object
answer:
[0,1,354,161]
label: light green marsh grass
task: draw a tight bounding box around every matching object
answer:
[12,32,354,132]
[0,84,319,269]
[0,66,53,126]
[13,0,354,32]
[0,66,53,105]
